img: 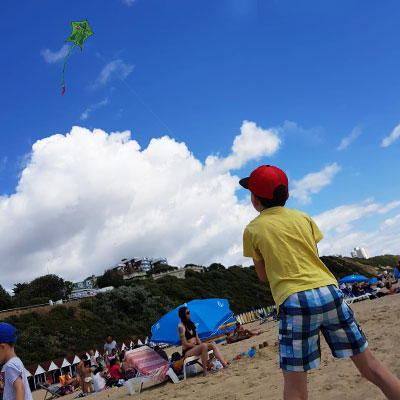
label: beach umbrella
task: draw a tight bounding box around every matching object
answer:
[151,298,234,346]
[338,274,369,284]
[369,277,378,285]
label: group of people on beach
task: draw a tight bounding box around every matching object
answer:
[339,268,400,299]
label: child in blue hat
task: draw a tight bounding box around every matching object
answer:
[0,323,32,400]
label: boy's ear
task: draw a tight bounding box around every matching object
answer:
[250,193,259,208]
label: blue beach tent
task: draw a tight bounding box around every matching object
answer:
[151,298,235,346]
[338,274,369,284]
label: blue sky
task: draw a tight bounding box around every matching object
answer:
[0,0,399,287]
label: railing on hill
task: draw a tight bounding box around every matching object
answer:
[0,298,78,314]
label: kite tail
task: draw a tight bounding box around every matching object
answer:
[61,43,77,95]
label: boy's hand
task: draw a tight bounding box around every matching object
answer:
[253,258,268,282]
[13,376,25,400]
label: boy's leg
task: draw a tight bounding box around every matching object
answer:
[351,348,400,400]
[282,370,307,400]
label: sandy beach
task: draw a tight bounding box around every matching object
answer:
[33,293,399,400]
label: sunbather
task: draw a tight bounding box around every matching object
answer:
[59,374,79,389]
[177,306,228,376]
[225,322,262,343]
[385,282,400,295]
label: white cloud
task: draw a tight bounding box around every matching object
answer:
[313,202,379,233]
[337,125,361,150]
[313,200,400,257]
[377,200,400,214]
[290,163,341,204]
[0,124,266,290]
[94,59,134,87]
[81,98,109,121]
[41,45,70,64]
[382,213,400,227]
[205,121,281,172]
[381,123,400,147]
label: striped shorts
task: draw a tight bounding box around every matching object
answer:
[278,285,368,372]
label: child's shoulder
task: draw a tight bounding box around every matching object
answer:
[3,356,24,372]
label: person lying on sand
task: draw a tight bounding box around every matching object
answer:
[178,306,229,376]
[385,282,400,295]
[225,322,263,344]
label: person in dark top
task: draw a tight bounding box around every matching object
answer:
[154,345,168,361]
[177,306,228,376]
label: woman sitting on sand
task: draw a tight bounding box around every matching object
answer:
[107,358,123,381]
[177,306,228,376]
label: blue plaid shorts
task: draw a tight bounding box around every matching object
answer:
[278,285,368,372]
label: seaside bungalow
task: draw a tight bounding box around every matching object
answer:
[24,369,34,391]
[26,364,46,390]
[51,357,68,382]
[66,355,81,377]
[41,360,61,385]
[61,355,76,376]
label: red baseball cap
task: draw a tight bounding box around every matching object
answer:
[239,165,289,200]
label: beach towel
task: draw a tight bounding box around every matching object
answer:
[125,347,170,382]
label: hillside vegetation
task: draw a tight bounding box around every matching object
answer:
[1,255,397,366]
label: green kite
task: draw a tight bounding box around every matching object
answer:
[61,20,94,95]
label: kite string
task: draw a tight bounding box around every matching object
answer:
[62,42,77,89]
[96,52,177,139]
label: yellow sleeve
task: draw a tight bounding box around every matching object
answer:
[309,217,323,243]
[243,227,263,261]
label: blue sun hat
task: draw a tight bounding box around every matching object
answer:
[0,322,17,343]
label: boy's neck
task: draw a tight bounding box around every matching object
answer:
[3,347,17,364]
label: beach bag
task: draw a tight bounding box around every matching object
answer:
[123,369,135,380]
[211,360,223,370]
[185,364,197,376]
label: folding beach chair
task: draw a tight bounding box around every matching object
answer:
[124,346,180,395]
[182,350,214,381]
[37,383,62,400]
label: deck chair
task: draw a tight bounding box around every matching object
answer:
[37,383,62,400]
[182,350,214,381]
[257,310,278,324]
[124,347,180,395]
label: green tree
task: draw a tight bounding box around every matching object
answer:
[0,284,12,311]
[96,270,125,288]
[208,263,225,271]
[12,275,66,307]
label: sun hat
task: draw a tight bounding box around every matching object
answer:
[0,322,17,343]
[239,165,288,200]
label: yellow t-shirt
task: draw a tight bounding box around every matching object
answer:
[243,207,337,310]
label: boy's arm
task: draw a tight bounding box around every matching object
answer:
[13,376,25,400]
[253,258,268,282]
